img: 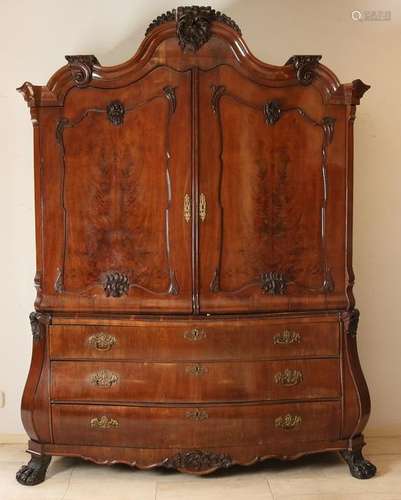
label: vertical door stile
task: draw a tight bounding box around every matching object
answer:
[192,67,200,314]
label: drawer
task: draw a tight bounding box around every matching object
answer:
[51,359,340,403]
[49,316,339,361]
[51,401,341,448]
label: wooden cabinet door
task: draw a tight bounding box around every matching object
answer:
[41,67,193,313]
[198,66,346,313]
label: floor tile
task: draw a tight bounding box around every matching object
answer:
[63,460,156,500]
[365,436,401,455]
[156,475,273,500]
[0,443,29,463]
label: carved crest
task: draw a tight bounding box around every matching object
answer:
[286,55,322,86]
[260,271,287,295]
[145,7,241,52]
[107,101,125,126]
[165,450,232,471]
[103,272,130,298]
[65,55,99,87]
[264,100,281,125]
[29,311,50,342]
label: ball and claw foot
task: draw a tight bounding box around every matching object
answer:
[340,449,377,479]
[16,454,51,486]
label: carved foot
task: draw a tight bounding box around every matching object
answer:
[340,450,376,479]
[16,454,51,486]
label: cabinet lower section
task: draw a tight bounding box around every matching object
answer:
[20,310,373,478]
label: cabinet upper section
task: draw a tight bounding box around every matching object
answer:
[18,6,369,110]
[18,7,370,315]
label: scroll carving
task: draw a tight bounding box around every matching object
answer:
[103,272,130,298]
[163,86,176,113]
[286,55,322,86]
[107,101,125,126]
[65,55,99,87]
[260,272,287,295]
[165,450,232,471]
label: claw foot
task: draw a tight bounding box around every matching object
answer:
[16,454,51,486]
[340,450,377,479]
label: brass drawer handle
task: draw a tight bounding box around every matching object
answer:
[199,193,207,222]
[186,409,208,421]
[184,328,206,341]
[184,193,191,223]
[275,414,302,430]
[89,369,119,387]
[274,369,303,387]
[88,332,117,351]
[185,364,208,376]
[273,329,301,345]
[90,416,119,429]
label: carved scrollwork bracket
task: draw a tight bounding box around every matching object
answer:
[165,450,232,472]
[341,309,360,337]
[286,55,322,86]
[29,311,51,342]
[65,55,99,87]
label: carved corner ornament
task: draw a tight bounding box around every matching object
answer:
[285,55,322,86]
[16,82,37,107]
[65,55,99,87]
[146,6,241,52]
[165,450,232,472]
[341,309,360,337]
[29,311,50,342]
[261,271,287,295]
[103,272,130,298]
[352,79,371,100]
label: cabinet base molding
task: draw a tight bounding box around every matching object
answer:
[24,436,373,477]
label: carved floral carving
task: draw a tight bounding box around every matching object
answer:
[106,101,125,126]
[89,370,119,387]
[165,450,232,471]
[90,416,119,429]
[103,272,130,298]
[274,369,303,386]
[145,7,241,50]
[286,55,322,86]
[273,329,301,345]
[275,414,302,430]
[264,100,281,125]
[260,272,287,295]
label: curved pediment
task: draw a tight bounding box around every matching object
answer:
[17,6,369,107]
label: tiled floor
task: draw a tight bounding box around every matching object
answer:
[1,437,401,499]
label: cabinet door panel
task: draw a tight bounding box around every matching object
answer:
[41,67,192,312]
[198,66,346,313]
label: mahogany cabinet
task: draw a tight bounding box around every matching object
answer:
[16,6,376,485]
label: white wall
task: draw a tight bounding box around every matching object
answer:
[0,0,400,436]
